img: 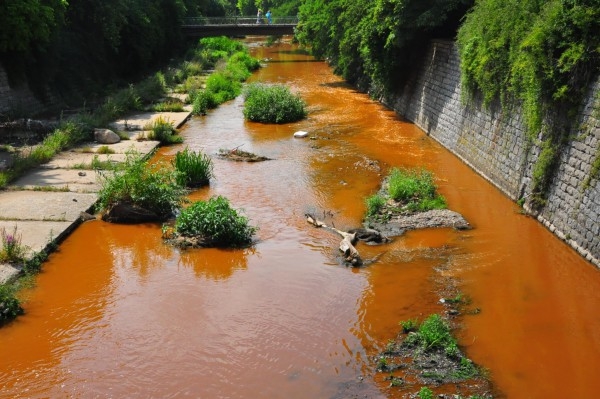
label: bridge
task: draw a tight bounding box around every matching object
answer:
[182,16,298,38]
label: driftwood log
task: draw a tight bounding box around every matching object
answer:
[306,213,389,266]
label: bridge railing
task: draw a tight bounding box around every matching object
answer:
[182,16,298,26]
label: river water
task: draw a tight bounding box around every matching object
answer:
[1,39,600,399]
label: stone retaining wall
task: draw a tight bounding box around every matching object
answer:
[0,64,51,117]
[386,39,600,267]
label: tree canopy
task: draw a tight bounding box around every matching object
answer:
[0,0,67,52]
[296,0,473,92]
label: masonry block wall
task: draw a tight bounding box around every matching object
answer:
[0,65,49,117]
[387,39,600,267]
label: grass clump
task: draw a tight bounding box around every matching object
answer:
[96,151,185,220]
[365,194,386,218]
[145,116,183,145]
[243,83,307,124]
[152,100,185,112]
[173,196,257,247]
[387,168,446,212]
[405,314,460,357]
[97,145,115,155]
[172,147,213,188]
[418,387,434,399]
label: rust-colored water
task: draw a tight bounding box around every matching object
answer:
[1,39,600,398]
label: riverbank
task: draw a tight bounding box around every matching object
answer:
[0,110,192,284]
[384,39,600,268]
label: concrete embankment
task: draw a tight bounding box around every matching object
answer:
[0,111,191,283]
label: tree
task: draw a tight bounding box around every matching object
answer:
[0,0,67,52]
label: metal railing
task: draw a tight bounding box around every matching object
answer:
[182,16,298,26]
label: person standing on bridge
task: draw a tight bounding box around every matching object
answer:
[266,10,272,24]
[256,9,263,24]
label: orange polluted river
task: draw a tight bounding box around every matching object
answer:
[1,39,600,399]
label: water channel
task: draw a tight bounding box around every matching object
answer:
[1,39,600,399]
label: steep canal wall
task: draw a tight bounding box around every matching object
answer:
[386,39,600,268]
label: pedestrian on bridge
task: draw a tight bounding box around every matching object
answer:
[256,9,263,24]
[266,10,272,24]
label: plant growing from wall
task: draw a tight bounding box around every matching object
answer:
[457,0,600,208]
[0,284,23,324]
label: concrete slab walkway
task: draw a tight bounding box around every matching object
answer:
[0,110,191,283]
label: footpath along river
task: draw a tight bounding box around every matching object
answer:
[1,38,600,399]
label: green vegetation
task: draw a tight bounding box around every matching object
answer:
[400,318,418,333]
[365,194,386,218]
[0,122,86,188]
[153,100,185,112]
[418,387,434,399]
[145,116,184,145]
[188,37,261,116]
[457,0,600,206]
[97,146,115,155]
[96,151,186,220]
[0,284,23,324]
[174,196,257,247]
[0,226,28,264]
[296,0,472,93]
[387,168,446,212]
[405,314,460,357]
[364,167,446,222]
[243,83,308,123]
[172,147,214,188]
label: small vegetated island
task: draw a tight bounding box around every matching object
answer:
[378,313,492,398]
[307,167,470,266]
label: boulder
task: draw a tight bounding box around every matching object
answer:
[293,130,309,138]
[101,202,160,224]
[94,128,120,144]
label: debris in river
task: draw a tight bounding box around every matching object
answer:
[305,213,389,267]
[217,147,272,162]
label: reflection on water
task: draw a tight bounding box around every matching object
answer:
[0,38,600,399]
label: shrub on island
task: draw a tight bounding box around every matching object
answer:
[243,83,307,124]
[97,151,186,223]
[167,196,257,248]
[172,147,213,188]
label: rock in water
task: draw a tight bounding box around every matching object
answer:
[293,131,309,138]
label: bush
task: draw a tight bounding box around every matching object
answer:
[387,168,446,212]
[172,147,213,187]
[96,151,185,219]
[191,90,218,115]
[243,83,307,123]
[205,71,242,104]
[175,196,257,247]
[0,284,23,323]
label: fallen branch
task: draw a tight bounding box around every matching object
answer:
[306,213,362,266]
